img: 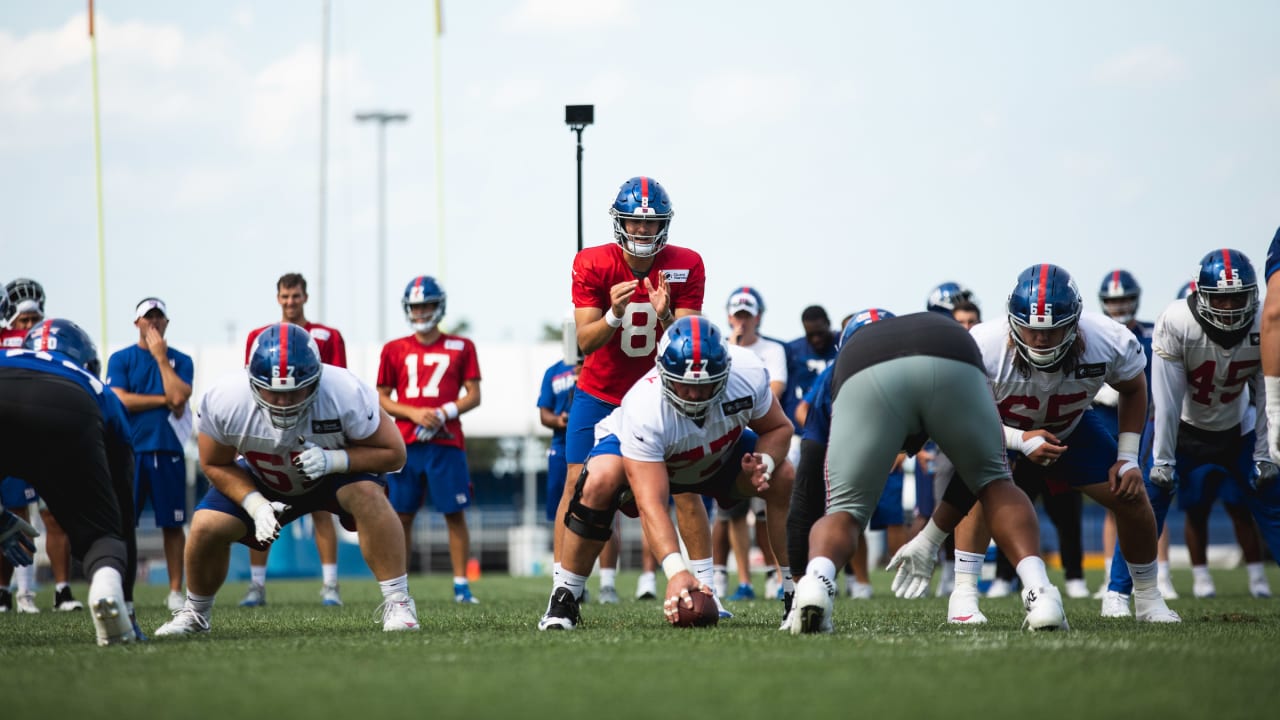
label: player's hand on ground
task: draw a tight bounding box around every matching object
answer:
[886,532,940,599]
[1253,460,1278,492]
[0,511,39,567]
[608,280,639,321]
[1021,430,1065,466]
[1108,459,1144,500]
[662,573,708,624]
[1148,464,1177,492]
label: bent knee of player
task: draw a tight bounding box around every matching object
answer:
[188,508,248,546]
[337,480,395,519]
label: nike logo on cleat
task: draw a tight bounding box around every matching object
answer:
[952,615,974,622]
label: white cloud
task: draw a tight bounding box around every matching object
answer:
[500,0,635,33]
[687,70,806,128]
[234,7,255,29]
[1095,45,1186,87]
[242,45,323,150]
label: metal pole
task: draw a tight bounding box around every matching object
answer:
[317,0,330,319]
[575,126,584,252]
[376,121,387,342]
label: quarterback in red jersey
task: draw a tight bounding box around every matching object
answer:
[378,275,484,604]
[239,273,348,608]
[552,176,712,606]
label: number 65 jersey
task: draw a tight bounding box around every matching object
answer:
[197,365,382,497]
[970,313,1147,438]
[1149,298,1266,466]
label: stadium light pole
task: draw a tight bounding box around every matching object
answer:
[355,110,409,342]
[565,105,593,252]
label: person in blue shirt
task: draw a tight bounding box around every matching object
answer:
[0,318,139,645]
[783,305,838,431]
[106,298,194,613]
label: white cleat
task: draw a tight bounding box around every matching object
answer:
[321,583,344,607]
[1064,578,1090,599]
[1022,585,1069,631]
[849,581,874,600]
[379,592,420,631]
[791,574,835,635]
[1100,590,1132,618]
[155,606,211,637]
[88,568,135,646]
[1249,577,1272,599]
[1157,573,1179,600]
[167,591,186,613]
[15,591,40,614]
[598,585,620,605]
[1134,590,1181,623]
[935,563,956,598]
[1192,576,1216,599]
[947,587,989,625]
[713,593,733,620]
[635,572,658,601]
[985,578,1013,598]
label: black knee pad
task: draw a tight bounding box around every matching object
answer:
[563,466,618,542]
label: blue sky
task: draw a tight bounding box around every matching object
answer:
[3,1,1279,349]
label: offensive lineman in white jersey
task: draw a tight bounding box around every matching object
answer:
[538,316,795,630]
[946,264,1179,625]
[156,323,418,637]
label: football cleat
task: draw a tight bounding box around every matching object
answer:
[764,571,782,601]
[453,582,479,605]
[713,593,733,620]
[1064,578,1090,599]
[379,592,420,631]
[155,607,211,637]
[166,590,185,612]
[597,585,620,605]
[985,578,1013,598]
[1157,572,1179,600]
[1100,590,1132,618]
[55,586,85,612]
[538,587,581,631]
[635,572,657,600]
[15,591,39,614]
[728,582,756,602]
[1021,586,1069,631]
[239,583,266,607]
[1193,575,1216,599]
[0,588,10,612]
[1134,590,1181,623]
[791,574,835,635]
[947,586,989,625]
[89,568,135,646]
[1249,576,1272,599]
[778,591,794,630]
[321,583,343,607]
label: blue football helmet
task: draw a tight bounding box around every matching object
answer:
[838,308,895,350]
[247,323,323,429]
[402,275,446,334]
[1176,280,1196,299]
[3,277,45,328]
[609,176,673,258]
[656,316,731,420]
[926,282,975,315]
[23,318,100,376]
[1098,269,1141,325]
[1007,264,1082,370]
[1194,248,1257,331]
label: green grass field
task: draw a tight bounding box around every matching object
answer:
[2,568,1278,720]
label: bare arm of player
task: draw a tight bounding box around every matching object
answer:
[1109,371,1148,500]
[198,432,261,505]
[144,326,193,415]
[624,456,703,615]
[575,280,639,354]
[539,407,567,431]
[377,386,439,429]
[455,378,481,415]
[110,387,169,413]
[743,396,795,492]
[768,379,786,401]
[343,411,408,474]
[1263,272,1280,378]
[794,399,811,429]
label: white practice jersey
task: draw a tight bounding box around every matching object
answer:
[970,313,1147,438]
[596,345,773,488]
[198,364,382,496]
[738,336,788,389]
[1149,298,1266,465]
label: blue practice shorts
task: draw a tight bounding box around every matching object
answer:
[0,477,37,509]
[195,459,383,551]
[565,391,618,465]
[1012,409,1116,494]
[546,442,567,522]
[1175,424,1252,511]
[870,471,905,530]
[135,451,187,528]
[589,429,758,517]
[388,443,472,515]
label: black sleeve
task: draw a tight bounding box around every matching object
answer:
[940,472,978,516]
[106,436,138,602]
[786,439,827,579]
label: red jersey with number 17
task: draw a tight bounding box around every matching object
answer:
[377,333,481,449]
[571,243,706,405]
[245,322,347,368]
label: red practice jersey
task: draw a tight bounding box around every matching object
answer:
[571,243,705,405]
[377,333,481,449]
[245,322,347,368]
[0,327,25,349]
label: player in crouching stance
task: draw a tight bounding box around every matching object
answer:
[791,311,1068,634]
[156,323,416,637]
[539,316,794,630]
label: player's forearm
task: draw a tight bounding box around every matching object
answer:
[202,463,260,504]
[538,408,562,431]
[754,424,793,468]
[111,388,168,413]
[1149,355,1183,465]
[343,443,407,475]
[156,362,192,410]
[455,386,481,414]
[577,317,618,355]
[1115,387,1147,436]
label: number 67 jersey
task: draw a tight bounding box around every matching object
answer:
[197,365,382,497]
[970,313,1147,438]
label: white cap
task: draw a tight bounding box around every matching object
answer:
[135,297,168,320]
[726,292,760,317]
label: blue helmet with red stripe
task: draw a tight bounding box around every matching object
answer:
[657,316,731,420]
[610,176,673,258]
[838,308,895,350]
[1194,248,1257,331]
[247,322,323,429]
[1098,269,1141,324]
[402,275,446,334]
[1176,280,1196,299]
[926,282,975,315]
[1008,264,1082,370]
[24,318,100,376]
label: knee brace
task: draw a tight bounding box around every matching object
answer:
[563,466,618,542]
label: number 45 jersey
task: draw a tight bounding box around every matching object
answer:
[970,313,1147,438]
[197,365,382,497]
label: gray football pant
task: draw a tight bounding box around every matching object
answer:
[826,356,1009,529]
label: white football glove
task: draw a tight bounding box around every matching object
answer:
[1269,422,1280,467]
[292,446,350,481]
[241,492,284,545]
[886,523,945,599]
[1149,464,1177,491]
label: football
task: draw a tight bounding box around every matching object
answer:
[673,590,719,628]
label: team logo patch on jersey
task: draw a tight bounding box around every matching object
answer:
[310,328,331,341]
[1075,363,1106,379]
[445,339,465,351]
[1251,333,1261,345]
[721,396,753,415]
[312,418,343,433]
[662,270,690,283]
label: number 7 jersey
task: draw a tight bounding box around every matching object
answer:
[377,333,481,449]
[970,313,1147,437]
